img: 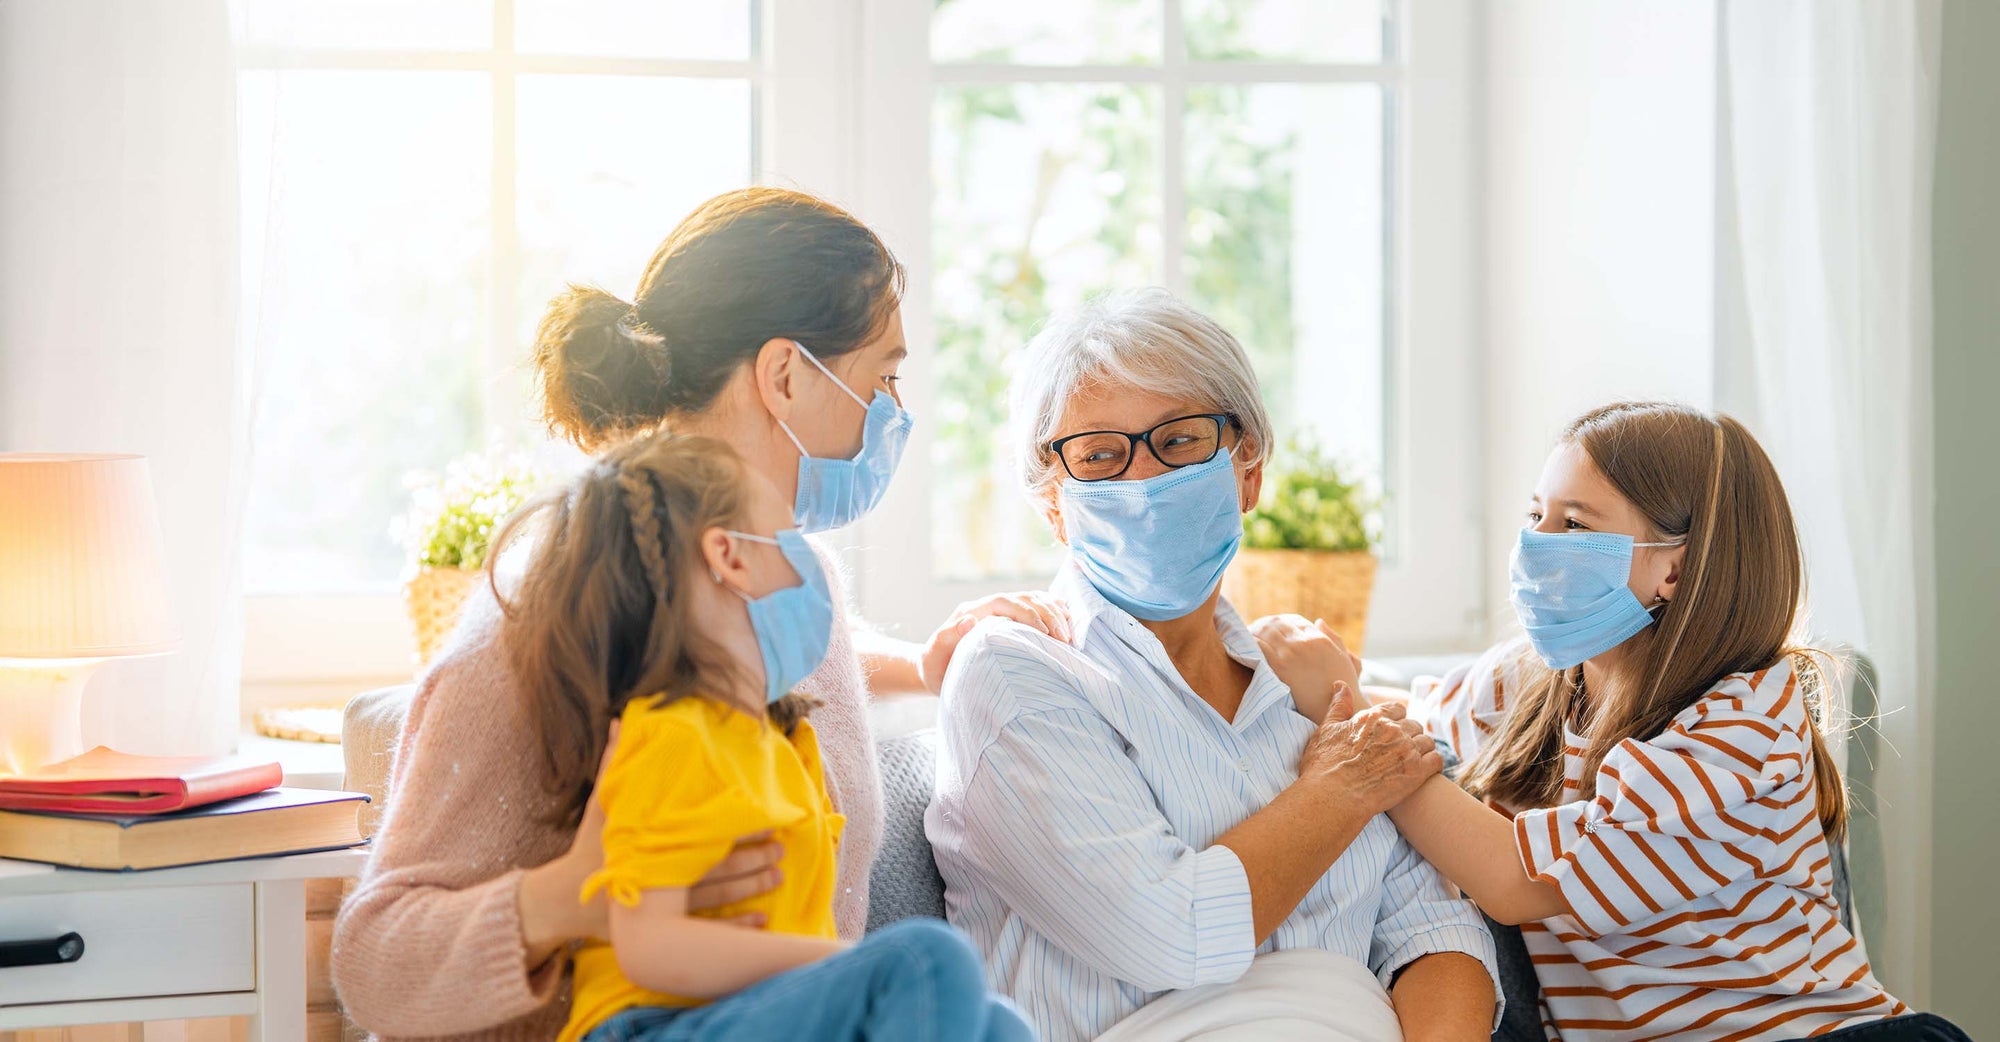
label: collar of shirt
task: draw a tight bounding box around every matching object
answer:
[1051,556,1298,732]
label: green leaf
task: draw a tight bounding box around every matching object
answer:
[1241,435,1380,552]
[396,448,548,571]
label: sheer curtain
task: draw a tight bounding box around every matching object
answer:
[1716,0,1943,1001]
[0,0,248,758]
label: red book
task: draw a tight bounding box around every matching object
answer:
[0,746,283,815]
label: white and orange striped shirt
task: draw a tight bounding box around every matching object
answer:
[1414,643,1908,1042]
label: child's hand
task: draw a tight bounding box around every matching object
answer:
[1253,614,1364,722]
[920,591,1074,693]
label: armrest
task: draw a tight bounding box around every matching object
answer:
[341,684,416,839]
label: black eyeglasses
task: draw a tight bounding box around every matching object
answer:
[1048,413,1239,483]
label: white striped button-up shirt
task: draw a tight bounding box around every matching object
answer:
[926,564,1499,1042]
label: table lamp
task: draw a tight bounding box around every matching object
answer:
[0,454,178,774]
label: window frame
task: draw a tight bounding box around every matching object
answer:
[845,0,1487,658]
[238,0,859,699]
[240,0,1487,706]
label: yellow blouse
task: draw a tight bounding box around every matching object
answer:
[559,695,845,1042]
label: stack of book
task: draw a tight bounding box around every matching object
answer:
[0,746,367,870]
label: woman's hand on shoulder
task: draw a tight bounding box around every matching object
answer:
[1296,686,1443,817]
[919,591,1074,694]
[1253,614,1364,721]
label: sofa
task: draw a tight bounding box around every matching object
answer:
[341,657,1865,1042]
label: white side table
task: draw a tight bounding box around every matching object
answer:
[0,848,367,1040]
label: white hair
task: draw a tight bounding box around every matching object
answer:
[1009,287,1275,498]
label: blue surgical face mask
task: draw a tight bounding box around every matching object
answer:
[1059,448,1244,622]
[773,342,914,533]
[720,528,834,703]
[1509,527,1683,669]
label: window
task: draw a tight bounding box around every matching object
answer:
[852,0,1482,654]
[925,0,1396,581]
[235,0,758,596]
[236,0,1481,692]
[234,0,806,685]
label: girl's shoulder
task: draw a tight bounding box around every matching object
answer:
[1674,653,1818,738]
[618,693,762,745]
[601,696,785,807]
[1412,639,1536,756]
[1413,639,1534,719]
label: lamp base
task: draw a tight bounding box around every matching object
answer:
[0,659,104,775]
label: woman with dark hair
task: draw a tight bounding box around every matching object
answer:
[332,187,1065,1042]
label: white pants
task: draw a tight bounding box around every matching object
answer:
[1096,949,1403,1042]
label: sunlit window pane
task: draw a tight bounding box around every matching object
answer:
[933,0,1159,65]
[516,75,753,351]
[1184,0,1389,63]
[230,0,491,51]
[514,0,753,60]
[1184,83,1386,488]
[239,71,491,592]
[932,84,1162,579]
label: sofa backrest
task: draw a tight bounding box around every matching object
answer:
[865,729,951,931]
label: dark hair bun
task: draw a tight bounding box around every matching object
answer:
[529,187,905,452]
[531,285,674,450]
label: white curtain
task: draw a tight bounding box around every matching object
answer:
[0,0,247,758]
[1716,0,1943,1002]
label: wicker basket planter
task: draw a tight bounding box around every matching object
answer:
[1222,548,1378,654]
[404,565,481,667]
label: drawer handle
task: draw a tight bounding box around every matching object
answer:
[0,932,85,968]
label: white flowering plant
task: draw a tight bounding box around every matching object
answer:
[395,448,546,571]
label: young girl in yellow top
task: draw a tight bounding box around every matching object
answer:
[492,431,1031,1042]
[1267,403,1965,1042]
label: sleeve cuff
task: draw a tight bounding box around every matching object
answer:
[1189,843,1258,985]
[1376,923,1506,1030]
[481,869,569,1010]
[1514,802,1623,937]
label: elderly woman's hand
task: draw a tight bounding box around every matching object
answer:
[1297,685,1443,817]
[919,592,1074,693]
[1253,614,1364,722]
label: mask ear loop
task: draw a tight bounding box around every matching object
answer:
[1634,536,1684,613]
[791,340,873,411]
[713,531,782,603]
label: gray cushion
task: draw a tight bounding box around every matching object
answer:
[865,729,949,932]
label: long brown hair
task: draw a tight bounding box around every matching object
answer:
[532,187,906,452]
[1462,402,1849,840]
[491,431,811,827]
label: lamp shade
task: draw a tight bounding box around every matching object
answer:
[0,454,178,659]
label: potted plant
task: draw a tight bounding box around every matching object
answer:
[1222,438,1382,652]
[396,448,544,667]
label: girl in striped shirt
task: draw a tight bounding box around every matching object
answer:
[1275,402,1965,1042]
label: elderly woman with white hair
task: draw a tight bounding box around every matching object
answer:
[926,289,1501,1042]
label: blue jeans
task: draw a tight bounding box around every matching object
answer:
[581,918,1034,1042]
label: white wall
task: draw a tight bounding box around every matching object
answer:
[1480,2,1719,633]
[0,1,244,757]
[1928,0,2000,1028]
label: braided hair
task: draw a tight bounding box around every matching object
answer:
[491,430,816,828]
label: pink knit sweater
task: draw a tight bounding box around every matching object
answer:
[331,544,882,1041]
